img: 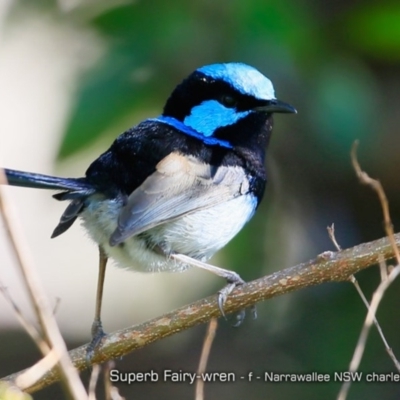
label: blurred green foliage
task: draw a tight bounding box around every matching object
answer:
[58,0,319,157]
[345,3,400,60]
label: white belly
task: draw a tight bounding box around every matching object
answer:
[80,194,256,272]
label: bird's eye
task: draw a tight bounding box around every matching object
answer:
[220,95,237,108]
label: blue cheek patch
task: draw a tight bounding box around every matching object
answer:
[184,100,250,137]
[150,115,234,149]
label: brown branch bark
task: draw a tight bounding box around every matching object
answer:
[2,232,400,394]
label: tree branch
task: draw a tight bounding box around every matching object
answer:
[0,169,87,398]
[2,232,400,393]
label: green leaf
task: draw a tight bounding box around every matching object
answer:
[346,4,400,60]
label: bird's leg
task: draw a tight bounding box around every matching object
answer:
[87,246,108,361]
[170,253,257,326]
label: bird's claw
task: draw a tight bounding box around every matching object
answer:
[217,275,257,327]
[250,304,257,320]
[86,318,106,363]
[218,282,237,319]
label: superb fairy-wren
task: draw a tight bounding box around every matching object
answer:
[2,62,296,357]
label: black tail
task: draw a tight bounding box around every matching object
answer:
[2,168,96,238]
[3,168,93,192]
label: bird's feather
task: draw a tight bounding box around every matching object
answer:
[109,152,250,246]
[4,168,93,192]
[51,199,85,238]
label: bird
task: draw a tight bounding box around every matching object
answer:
[2,62,296,357]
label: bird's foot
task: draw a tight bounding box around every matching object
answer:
[86,318,106,363]
[169,254,257,326]
[218,272,257,327]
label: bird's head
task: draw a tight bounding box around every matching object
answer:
[162,62,296,148]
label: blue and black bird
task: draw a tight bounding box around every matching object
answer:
[2,63,296,353]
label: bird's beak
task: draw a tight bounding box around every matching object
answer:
[254,99,297,114]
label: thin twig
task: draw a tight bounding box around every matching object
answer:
[338,266,400,400]
[327,224,399,371]
[348,275,399,369]
[351,141,400,264]
[327,224,342,251]
[0,283,50,355]
[0,169,87,399]
[378,255,388,282]
[104,362,125,400]
[3,231,400,393]
[338,142,400,400]
[195,318,218,400]
[88,365,100,400]
[16,349,60,390]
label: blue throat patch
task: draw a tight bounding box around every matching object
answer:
[150,116,233,149]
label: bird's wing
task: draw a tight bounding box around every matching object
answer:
[109,152,249,246]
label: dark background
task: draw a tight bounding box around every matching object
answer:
[1,0,400,399]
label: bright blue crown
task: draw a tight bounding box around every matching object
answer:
[197,63,276,100]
